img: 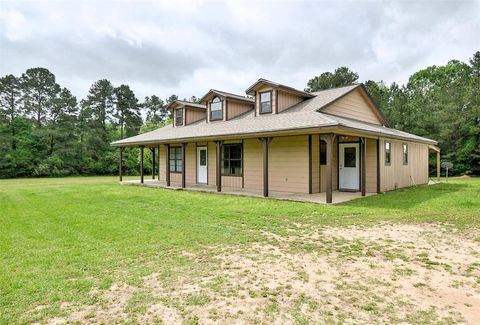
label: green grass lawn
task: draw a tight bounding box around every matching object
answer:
[0,176,479,323]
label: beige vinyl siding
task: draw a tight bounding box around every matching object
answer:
[222,176,242,188]
[185,144,196,185]
[185,108,205,125]
[332,137,339,190]
[365,138,378,193]
[208,141,217,185]
[311,135,320,193]
[322,88,382,125]
[379,139,429,191]
[159,145,166,181]
[227,100,253,120]
[243,138,263,190]
[269,135,309,193]
[170,172,181,186]
[278,90,304,113]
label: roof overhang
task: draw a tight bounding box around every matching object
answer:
[166,100,206,112]
[245,78,315,98]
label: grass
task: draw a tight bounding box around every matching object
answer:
[0,176,479,323]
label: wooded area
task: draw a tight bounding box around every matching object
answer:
[1,51,478,178]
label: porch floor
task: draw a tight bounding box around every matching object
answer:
[120,179,376,204]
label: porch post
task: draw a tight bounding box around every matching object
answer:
[151,147,155,179]
[157,145,161,181]
[259,137,272,197]
[360,137,366,196]
[215,141,223,192]
[165,144,170,186]
[376,139,381,193]
[436,151,440,180]
[140,146,144,184]
[119,147,124,182]
[181,143,187,188]
[321,134,334,203]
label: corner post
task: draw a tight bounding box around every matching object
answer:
[181,143,187,188]
[215,141,223,192]
[140,146,144,184]
[151,148,156,179]
[360,137,366,196]
[321,134,334,203]
[165,144,170,186]
[119,147,124,182]
[259,137,272,197]
[436,151,440,180]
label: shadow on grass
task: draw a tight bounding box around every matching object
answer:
[342,182,468,210]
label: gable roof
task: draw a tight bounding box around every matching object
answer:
[112,84,436,146]
[245,78,315,98]
[166,100,206,111]
[199,89,255,104]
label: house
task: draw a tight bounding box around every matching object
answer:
[112,79,440,203]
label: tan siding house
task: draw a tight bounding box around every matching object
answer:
[113,78,439,203]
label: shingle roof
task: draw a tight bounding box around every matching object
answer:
[166,100,206,110]
[199,89,254,104]
[112,84,436,146]
[245,78,315,97]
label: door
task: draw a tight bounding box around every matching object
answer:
[339,143,360,191]
[197,146,208,184]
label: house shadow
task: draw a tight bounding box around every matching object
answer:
[341,182,467,210]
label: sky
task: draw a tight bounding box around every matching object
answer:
[1,0,479,102]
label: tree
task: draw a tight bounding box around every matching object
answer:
[305,67,359,92]
[84,79,115,134]
[143,95,168,125]
[21,68,60,128]
[114,85,142,138]
[0,74,22,150]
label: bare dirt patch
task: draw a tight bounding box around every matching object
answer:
[44,223,480,324]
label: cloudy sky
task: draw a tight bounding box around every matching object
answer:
[1,0,479,101]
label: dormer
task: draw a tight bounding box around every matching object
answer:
[166,100,206,127]
[245,79,315,115]
[200,90,254,122]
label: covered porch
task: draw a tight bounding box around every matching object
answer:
[120,179,376,204]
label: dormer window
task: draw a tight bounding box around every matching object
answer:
[259,91,272,114]
[175,108,184,126]
[210,96,223,121]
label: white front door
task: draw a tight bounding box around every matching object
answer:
[197,146,208,184]
[339,143,360,191]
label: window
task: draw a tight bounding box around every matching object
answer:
[403,143,408,165]
[385,141,391,165]
[169,147,182,172]
[344,147,356,167]
[320,140,327,165]
[210,97,223,121]
[222,143,242,176]
[259,91,272,114]
[175,108,184,126]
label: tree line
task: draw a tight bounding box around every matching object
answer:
[1,51,478,178]
[306,51,480,176]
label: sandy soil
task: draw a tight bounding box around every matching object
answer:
[45,223,480,324]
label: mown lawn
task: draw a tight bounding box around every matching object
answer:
[0,176,479,323]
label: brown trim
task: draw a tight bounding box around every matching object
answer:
[140,146,144,184]
[181,143,186,188]
[320,134,334,203]
[195,142,198,184]
[242,139,244,188]
[259,137,273,197]
[157,145,161,181]
[165,144,170,186]
[245,79,315,98]
[184,108,187,126]
[360,137,366,196]
[119,147,124,182]
[254,91,257,117]
[376,139,381,193]
[225,99,228,121]
[258,90,273,114]
[175,108,184,126]
[209,97,223,121]
[308,134,312,194]
[215,140,223,192]
[150,147,155,179]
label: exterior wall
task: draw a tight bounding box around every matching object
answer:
[185,144,196,185]
[170,171,182,186]
[227,100,253,120]
[322,88,382,125]
[243,138,263,190]
[185,108,205,125]
[366,138,378,193]
[222,176,242,188]
[207,141,217,185]
[268,135,309,193]
[159,145,166,182]
[311,135,320,193]
[278,90,304,113]
[379,138,429,191]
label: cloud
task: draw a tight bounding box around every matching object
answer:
[1,0,479,101]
